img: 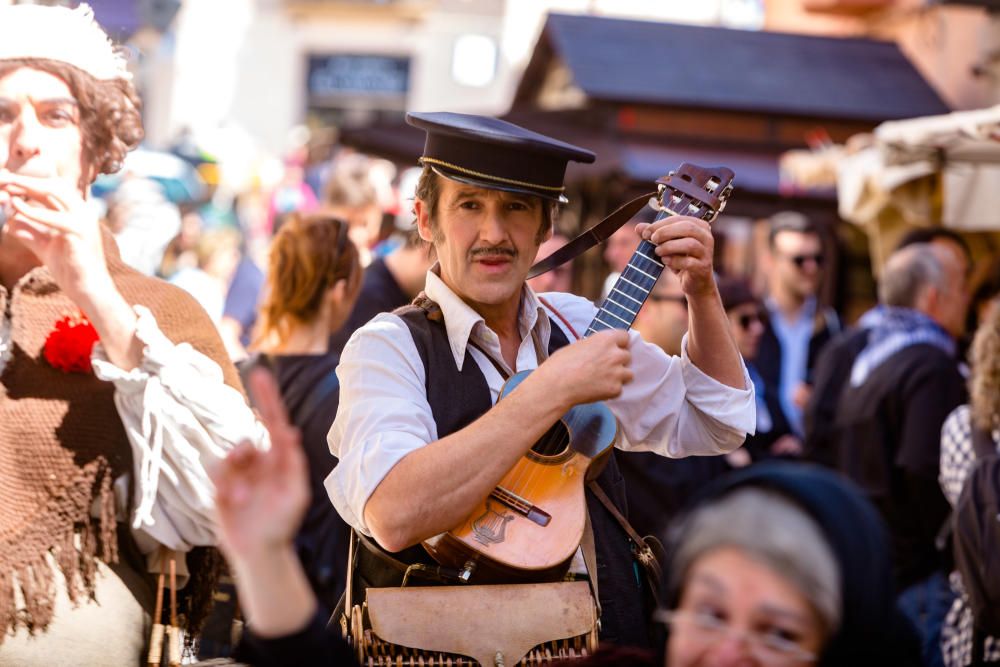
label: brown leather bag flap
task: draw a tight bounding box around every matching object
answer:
[366,581,596,666]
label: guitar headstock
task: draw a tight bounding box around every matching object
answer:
[655,164,735,223]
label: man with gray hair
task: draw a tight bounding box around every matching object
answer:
[831,242,968,667]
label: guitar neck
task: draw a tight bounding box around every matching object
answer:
[585,210,671,337]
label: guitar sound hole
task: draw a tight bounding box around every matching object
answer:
[527,421,571,463]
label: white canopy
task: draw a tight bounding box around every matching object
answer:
[836,104,1000,233]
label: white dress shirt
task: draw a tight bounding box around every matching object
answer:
[326,270,755,537]
[90,305,268,554]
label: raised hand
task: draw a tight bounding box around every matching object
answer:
[0,169,147,370]
[211,368,310,563]
[635,215,716,297]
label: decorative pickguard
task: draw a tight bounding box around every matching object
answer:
[471,500,514,546]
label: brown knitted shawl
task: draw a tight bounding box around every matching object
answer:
[0,233,242,638]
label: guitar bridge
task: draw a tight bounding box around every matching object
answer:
[489,487,551,527]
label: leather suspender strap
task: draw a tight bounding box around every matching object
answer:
[587,480,663,603]
[580,511,601,620]
[538,296,581,341]
[527,192,655,280]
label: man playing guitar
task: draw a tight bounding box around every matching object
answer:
[326,112,755,648]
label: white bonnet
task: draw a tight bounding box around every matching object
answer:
[0,3,131,82]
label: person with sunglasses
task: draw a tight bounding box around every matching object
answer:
[717,277,801,463]
[756,212,840,445]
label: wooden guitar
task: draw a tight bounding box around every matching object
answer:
[423,163,736,582]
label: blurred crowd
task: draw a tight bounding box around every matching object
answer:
[95,127,1000,666]
[5,4,1000,660]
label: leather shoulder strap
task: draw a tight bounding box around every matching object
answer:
[587,479,663,603]
[527,193,654,280]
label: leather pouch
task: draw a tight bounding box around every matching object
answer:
[346,580,598,666]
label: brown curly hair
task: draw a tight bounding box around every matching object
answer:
[254,212,361,350]
[0,58,143,181]
[970,302,1000,432]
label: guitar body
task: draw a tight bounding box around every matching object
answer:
[423,369,619,582]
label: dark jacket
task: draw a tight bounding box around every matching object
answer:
[832,343,966,587]
[756,301,840,409]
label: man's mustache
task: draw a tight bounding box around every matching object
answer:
[469,247,517,261]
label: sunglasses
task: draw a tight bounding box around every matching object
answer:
[787,253,824,269]
[648,294,687,307]
[737,311,763,330]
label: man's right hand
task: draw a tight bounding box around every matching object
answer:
[531,329,633,411]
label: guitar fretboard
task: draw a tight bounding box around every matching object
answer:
[585,223,669,337]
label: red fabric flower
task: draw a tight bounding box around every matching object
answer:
[43,314,100,374]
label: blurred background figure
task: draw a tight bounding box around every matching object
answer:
[804,228,972,468]
[159,208,205,279]
[830,242,968,667]
[169,226,242,324]
[527,232,573,294]
[247,212,362,612]
[267,150,318,234]
[757,211,840,438]
[327,228,434,356]
[718,277,801,462]
[939,304,1000,666]
[659,463,922,667]
[322,153,392,267]
[634,270,688,357]
[103,176,182,277]
[601,218,640,299]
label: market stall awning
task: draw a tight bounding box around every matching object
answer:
[834,105,1000,232]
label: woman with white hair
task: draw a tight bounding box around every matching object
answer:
[0,4,263,663]
[660,463,923,666]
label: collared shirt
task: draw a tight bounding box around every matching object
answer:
[765,296,815,436]
[326,270,756,536]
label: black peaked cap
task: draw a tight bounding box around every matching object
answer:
[406,111,595,203]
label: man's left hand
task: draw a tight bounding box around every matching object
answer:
[635,215,715,297]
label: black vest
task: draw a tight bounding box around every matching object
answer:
[379,302,651,647]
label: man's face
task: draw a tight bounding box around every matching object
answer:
[635,271,688,356]
[415,177,547,310]
[0,67,87,194]
[770,231,824,298]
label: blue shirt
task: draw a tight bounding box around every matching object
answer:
[765,296,815,437]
